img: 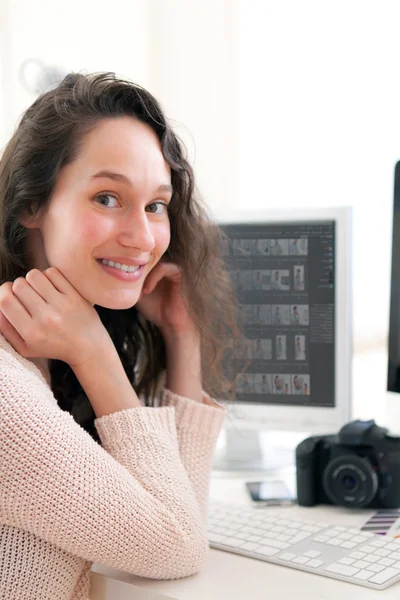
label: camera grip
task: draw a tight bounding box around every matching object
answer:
[296,438,318,506]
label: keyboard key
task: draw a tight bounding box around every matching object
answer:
[302,525,322,533]
[326,539,342,546]
[338,557,356,566]
[353,570,373,581]
[340,541,358,549]
[208,532,227,543]
[271,526,285,533]
[303,550,321,559]
[291,532,311,544]
[363,554,380,563]
[255,545,281,557]
[384,543,400,552]
[352,535,367,543]
[223,537,247,548]
[368,567,400,584]
[366,564,385,573]
[353,560,369,569]
[370,539,387,548]
[279,552,297,561]
[307,559,325,568]
[348,551,366,559]
[378,558,395,567]
[360,545,377,553]
[325,563,360,577]
[241,542,263,552]
[259,537,290,550]
[292,556,310,565]
[248,535,263,542]
[325,529,340,537]
[313,536,329,543]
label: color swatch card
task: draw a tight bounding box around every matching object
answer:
[361,510,400,537]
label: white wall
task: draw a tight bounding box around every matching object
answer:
[237,0,400,347]
[147,0,238,213]
[0,0,151,147]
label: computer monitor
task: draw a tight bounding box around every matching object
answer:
[211,207,353,471]
[388,161,400,393]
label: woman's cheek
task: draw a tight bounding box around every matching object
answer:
[156,220,171,254]
[81,215,113,245]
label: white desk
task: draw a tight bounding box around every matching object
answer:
[89,468,400,599]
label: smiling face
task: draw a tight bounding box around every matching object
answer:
[23,116,172,309]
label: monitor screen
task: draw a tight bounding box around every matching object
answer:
[388,161,400,392]
[220,220,335,408]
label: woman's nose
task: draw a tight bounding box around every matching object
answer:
[118,210,155,252]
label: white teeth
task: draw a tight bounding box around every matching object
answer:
[100,259,139,273]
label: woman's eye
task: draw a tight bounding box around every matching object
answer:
[94,193,119,208]
[146,201,168,214]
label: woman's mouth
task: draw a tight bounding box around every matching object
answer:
[96,259,145,282]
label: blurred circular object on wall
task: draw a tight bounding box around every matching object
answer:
[19,58,68,95]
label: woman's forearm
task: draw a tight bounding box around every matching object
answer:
[71,344,142,418]
[163,329,203,403]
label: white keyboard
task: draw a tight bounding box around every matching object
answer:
[207,500,400,590]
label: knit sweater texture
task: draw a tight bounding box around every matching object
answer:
[0,334,226,599]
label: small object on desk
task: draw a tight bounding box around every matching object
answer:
[361,509,400,537]
[208,500,400,590]
[245,480,296,507]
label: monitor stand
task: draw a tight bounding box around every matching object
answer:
[212,428,309,472]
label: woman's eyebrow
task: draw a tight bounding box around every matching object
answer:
[90,170,172,193]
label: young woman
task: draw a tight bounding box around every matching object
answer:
[0,72,238,600]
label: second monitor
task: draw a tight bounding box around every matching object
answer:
[213,207,353,470]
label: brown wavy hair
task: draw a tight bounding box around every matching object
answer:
[0,71,240,444]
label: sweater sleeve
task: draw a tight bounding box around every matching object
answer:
[0,356,209,580]
[158,388,226,519]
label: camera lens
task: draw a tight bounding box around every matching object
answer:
[342,475,357,490]
[322,455,378,508]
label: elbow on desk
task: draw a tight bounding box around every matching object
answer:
[147,527,209,581]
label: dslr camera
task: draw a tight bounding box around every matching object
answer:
[296,420,400,508]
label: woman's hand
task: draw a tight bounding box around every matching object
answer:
[0,267,112,368]
[136,261,198,338]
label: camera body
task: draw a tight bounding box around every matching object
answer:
[296,420,400,508]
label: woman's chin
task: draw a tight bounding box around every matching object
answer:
[85,290,141,310]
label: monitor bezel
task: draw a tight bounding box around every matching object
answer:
[388,161,400,393]
[211,206,353,435]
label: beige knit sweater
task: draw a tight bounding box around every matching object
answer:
[0,334,226,600]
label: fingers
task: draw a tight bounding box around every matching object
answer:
[0,282,33,349]
[42,266,77,295]
[0,309,29,356]
[143,262,181,294]
[10,267,76,316]
[0,267,70,347]
[25,268,60,303]
[12,275,47,317]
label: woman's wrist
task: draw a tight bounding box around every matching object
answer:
[163,326,203,403]
[71,344,142,417]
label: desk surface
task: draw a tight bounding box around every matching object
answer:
[89,469,400,600]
